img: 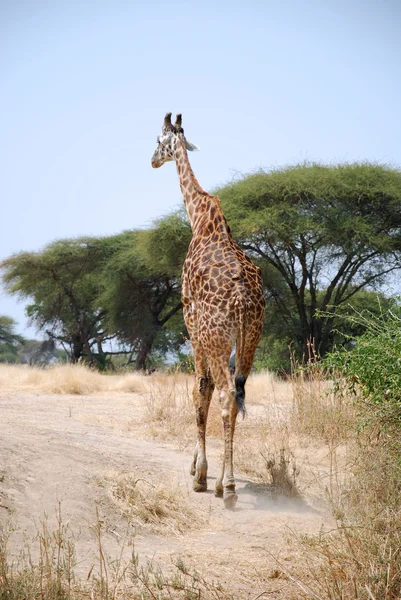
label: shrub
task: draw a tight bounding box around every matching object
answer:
[323,299,401,429]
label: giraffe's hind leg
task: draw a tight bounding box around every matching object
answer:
[214,339,261,508]
[204,349,239,509]
[218,387,239,509]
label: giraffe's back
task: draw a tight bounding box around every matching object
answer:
[183,233,265,350]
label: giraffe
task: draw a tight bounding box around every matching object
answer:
[151,113,265,509]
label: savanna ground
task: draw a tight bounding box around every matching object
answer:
[0,364,396,599]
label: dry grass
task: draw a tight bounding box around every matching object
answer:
[0,364,144,395]
[279,379,401,600]
[290,368,355,443]
[138,369,401,599]
[0,507,231,600]
[246,370,294,408]
[140,372,224,445]
[101,471,206,536]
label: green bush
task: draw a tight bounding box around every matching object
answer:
[323,298,401,428]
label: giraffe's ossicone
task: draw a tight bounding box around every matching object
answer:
[152,113,265,509]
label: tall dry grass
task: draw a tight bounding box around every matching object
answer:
[270,368,401,600]
[291,367,356,442]
[0,364,144,395]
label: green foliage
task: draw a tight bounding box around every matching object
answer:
[218,162,401,359]
[98,228,186,370]
[253,334,292,373]
[323,298,401,427]
[254,289,392,375]
[136,210,191,276]
[0,316,24,362]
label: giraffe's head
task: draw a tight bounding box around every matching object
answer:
[151,112,199,168]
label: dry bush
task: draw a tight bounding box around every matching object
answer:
[109,372,145,394]
[0,363,106,395]
[0,508,77,600]
[261,446,300,498]
[291,499,401,599]
[246,371,294,409]
[102,471,205,536]
[234,417,302,500]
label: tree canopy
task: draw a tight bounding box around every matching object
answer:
[2,237,111,365]
[218,162,401,359]
[1,220,189,370]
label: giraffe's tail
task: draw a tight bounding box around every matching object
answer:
[234,297,247,418]
[235,374,246,417]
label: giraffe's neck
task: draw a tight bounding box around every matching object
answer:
[174,136,224,236]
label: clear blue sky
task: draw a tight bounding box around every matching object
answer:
[1,0,401,336]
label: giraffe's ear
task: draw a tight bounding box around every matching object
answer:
[185,138,200,152]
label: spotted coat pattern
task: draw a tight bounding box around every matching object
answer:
[152,113,265,508]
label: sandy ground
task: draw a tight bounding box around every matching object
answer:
[0,389,331,597]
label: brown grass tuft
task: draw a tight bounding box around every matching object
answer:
[102,471,205,536]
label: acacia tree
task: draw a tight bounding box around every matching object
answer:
[219,162,401,358]
[99,217,191,370]
[1,238,113,364]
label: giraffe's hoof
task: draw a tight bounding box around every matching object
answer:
[223,492,238,510]
[193,480,207,493]
[214,485,224,498]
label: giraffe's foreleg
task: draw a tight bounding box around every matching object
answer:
[190,446,197,476]
[182,289,214,491]
[191,364,214,492]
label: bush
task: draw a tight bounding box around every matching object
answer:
[323,299,401,429]
[291,299,401,599]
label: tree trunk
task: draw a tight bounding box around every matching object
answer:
[71,334,84,363]
[135,334,155,371]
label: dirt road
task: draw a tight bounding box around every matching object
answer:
[0,390,328,596]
